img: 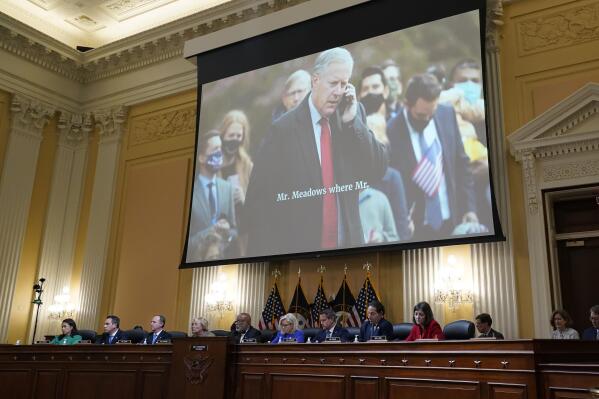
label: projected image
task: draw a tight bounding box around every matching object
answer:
[186,10,493,263]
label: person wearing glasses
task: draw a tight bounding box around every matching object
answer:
[271,313,305,344]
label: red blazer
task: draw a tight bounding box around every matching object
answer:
[406,319,444,341]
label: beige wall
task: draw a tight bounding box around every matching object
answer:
[100,90,197,332]
[0,90,10,178]
[500,0,599,337]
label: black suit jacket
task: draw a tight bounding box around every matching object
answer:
[234,326,262,343]
[359,319,394,342]
[144,330,173,344]
[95,329,128,345]
[314,324,351,343]
[386,104,476,234]
[479,328,504,339]
[244,95,388,256]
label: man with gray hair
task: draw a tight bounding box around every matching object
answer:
[244,47,388,256]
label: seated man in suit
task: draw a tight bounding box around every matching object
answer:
[475,313,504,339]
[96,315,127,344]
[582,304,599,341]
[232,313,262,343]
[315,308,351,342]
[144,315,172,344]
[359,300,394,342]
[386,73,478,241]
[187,129,237,262]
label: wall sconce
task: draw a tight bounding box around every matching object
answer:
[434,255,473,312]
[48,287,77,320]
[205,273,234,318]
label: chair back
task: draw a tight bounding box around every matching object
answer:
[260,329,275,342]
[78,329,98,342]
[169,331,187,339]
[393,323,413,340]
[443,320,475,340]
[123,329,146,344]
[211,330,231,337]
[302,328,320,341]
[346,327,360,339]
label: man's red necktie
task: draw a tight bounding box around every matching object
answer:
[320,118,337,248]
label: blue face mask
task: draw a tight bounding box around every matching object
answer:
[454,81,482,104]
[205,151,223,171]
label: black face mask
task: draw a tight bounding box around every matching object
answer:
[360,93,385,115]
[408,112,432,133]
[222,139,242,155]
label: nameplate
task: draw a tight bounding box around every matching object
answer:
[240,338,257,344]
[369,336,387,342]
[35,340,50,344]
[282,337,297,343]
[470,337,497,340]
[79,340,92,344]
[416,338,439,341]
[324,337,341,342]
[191,345,207,351]
[156,340,171,344]
[116,340,132,344]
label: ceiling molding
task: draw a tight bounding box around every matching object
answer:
[0,0,310,84]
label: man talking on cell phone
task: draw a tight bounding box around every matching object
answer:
[243,47,388,256]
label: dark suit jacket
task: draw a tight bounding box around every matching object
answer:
[386,104,476,233]
[582,327,598,341]
[187,176,237,261]
[244,95,388,256]
[95,329,128,345]
[234,326,262,343]
[314,324,351,343]
[359,319,394,342]
[144,330,173,345]
[478,328,504,339]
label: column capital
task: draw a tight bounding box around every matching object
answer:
[486,0,506,54]
[10,94,56,139]
[57,112,93,147]
[93,106,128,143]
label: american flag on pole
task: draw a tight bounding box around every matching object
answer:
[412,137,443,197]
[258,282,286,330]
[310,276,330,328]
[352,276,379,325]
[331,276,359,327]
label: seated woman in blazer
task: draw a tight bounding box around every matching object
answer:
[271,313,304,344]
[406,301,444,341]
[50,318,82,345]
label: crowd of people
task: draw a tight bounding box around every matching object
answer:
[46,304,599,345]
[187,47,495,262]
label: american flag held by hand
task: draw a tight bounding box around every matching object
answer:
[412,137,443,197]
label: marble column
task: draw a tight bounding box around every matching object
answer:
[77,106,127,330]
[30,112,92,341]
[236,263,269,323]
[0,94,54,343]
[189,266,220,333]
[402,248,444,325]
[468,0,519,339]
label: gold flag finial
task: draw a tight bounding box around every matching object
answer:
[271,268,281,280]
[362,262,372,272]
[317,265,326,274]
[343,264,348,275]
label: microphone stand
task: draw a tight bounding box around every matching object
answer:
[31,278,46,344]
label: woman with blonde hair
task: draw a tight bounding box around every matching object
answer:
[190,317,215,337]
[271,313,304,344]
[219,110,254,207]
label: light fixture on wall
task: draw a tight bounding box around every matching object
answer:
[205,273,234,318]
[434,255,473,312]
[48,286,77,320]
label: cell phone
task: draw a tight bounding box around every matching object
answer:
[338,92,351,111]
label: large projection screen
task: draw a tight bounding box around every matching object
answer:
[181,0,504,267]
